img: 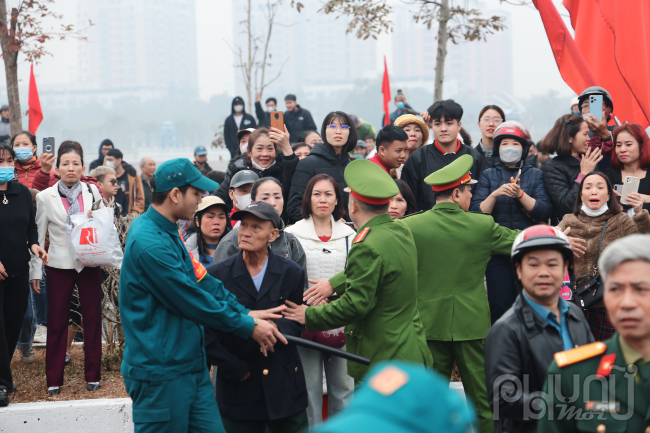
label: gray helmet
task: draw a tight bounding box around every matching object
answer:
[230,170,259,189]
[578,86,613,110]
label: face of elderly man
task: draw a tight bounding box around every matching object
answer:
[604,259,650,343]
[237,214,279,253]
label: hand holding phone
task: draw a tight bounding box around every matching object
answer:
[42,137,55,155]
[621,176,641,205]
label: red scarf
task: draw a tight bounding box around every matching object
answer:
[368,153,392,173]
[434,139,461,155]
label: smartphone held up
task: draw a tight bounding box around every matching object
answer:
[43,136,55,155]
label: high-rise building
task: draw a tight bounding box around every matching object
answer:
[76,0,198,97]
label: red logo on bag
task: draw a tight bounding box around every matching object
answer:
[79,227,97,245]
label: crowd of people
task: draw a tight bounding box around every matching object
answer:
[0,84,650,433]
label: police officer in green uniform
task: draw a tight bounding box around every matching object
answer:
[313,361,477,433]
[283,159,432,382]
[538,234,650,433]
[120,158,287,433]
[401,154,520,433]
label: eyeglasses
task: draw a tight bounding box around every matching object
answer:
[327,124,350,130]
[481,117,503,124]
[109,179,117,185]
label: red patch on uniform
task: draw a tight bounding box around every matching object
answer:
[597,354,616,377]
[354,227,371,244]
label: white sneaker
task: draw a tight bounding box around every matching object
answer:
[21,349,35,363]
[33,325,47,343]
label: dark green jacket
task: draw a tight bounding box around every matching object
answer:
[305,214,432,381]
[402,202,519,341]
[539,335,650,433]
[119,207,254,382]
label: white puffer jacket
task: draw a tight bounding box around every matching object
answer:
[285,216,355,285]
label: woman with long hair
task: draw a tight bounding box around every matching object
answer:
[557,171,650,340]
[474,105,506,167]
[540,114,603,223]
[287,112,358,223]
[285,174,355,426]
[389,180,417,219]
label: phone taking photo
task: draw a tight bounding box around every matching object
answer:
[270,111,284,131]
[588,95,603,122]
[621,176,640,205]
[43,137,55,155]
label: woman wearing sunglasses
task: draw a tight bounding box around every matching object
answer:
[287,111,358,223]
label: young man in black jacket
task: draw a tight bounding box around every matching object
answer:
[401,99,485,211]
[224,96,257,159]
[255,93,277,128]
[484,226,594,433]
[283,94,317,143]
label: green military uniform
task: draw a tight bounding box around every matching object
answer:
[305,159,432,381]
[120,159,255,433]
[314,361,477,433]
[539,335,650,433]
[402,155,520,433]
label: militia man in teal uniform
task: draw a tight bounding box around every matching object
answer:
[119,158,287,433]
[314,361,477,433]
[538,234,650,433]
[402,154,520,433]
[283,159,432,382]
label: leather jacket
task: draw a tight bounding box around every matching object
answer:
[484,293,594,433]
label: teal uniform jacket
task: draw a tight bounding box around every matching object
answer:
[538,335,650,433]
[305,214,433,381]
[120,207,255,382]
[402,202,519,341]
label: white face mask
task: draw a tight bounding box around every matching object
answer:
[234,192,251,210]
[106,160,116,169]
[266,106,276,113]
[499,146,523,165]
[240,144,248,155]
[234,105,244,113]
[581,202,609,217]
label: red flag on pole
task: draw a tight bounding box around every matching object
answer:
[27,64,42,134]
[532,0,598,95]
[382,56,391,126]
[563,0,650,128]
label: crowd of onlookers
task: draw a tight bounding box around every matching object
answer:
[1,85,650,432]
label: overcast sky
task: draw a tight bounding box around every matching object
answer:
[10,0,576,101]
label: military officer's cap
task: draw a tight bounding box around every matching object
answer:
[344,159,399,205]
[314,361,476,433]
[425,154,478,192]
[154,158,219,193]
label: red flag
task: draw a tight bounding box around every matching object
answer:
[563,0,650,128]
[382,56,391,126]
[533,0,598,96]
[27,64,42,134]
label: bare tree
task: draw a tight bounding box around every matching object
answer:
[320,0,506,102]
[230,0,301,109]
[0,0,87,134]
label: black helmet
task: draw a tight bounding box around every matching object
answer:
[511,226,574,287]
[578,86,613,111]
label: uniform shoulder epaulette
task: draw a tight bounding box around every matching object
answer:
[402,210,426,219]
[353,227,371,244]
[554,341,607,368]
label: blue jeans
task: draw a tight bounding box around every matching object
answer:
[16,290,36,351]
[34,270,47,325]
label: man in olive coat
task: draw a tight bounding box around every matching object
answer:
[283,159,432,382]
[402,155,520,433]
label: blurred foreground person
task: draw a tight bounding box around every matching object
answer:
[283,160,432,382]
[313,361,476,433]
[485,226,593,433]
[538,234,650,433]
[119,159,287,433]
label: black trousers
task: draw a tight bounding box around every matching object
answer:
[0,273,30,389]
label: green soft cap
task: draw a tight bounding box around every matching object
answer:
[154,158,218,193]
[344,159,398,199]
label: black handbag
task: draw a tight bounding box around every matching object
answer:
[574,219,608,309]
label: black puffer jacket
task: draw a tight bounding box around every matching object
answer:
[213,154,284,210]
[469,162,552,229]
[542,155,581,224]
[287,142,352,223]
[284,105,317,144]
[485,294,594,433]
[224,97,257,157]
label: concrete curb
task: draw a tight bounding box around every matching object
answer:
[0,384,466,432]
[0,398,134,433]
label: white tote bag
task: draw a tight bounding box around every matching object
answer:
[69,207,123,272]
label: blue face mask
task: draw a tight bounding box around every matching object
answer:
[397,102,405,110]
[0,167,14,183]
[571,110,581,115]
[14,147,33,162]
